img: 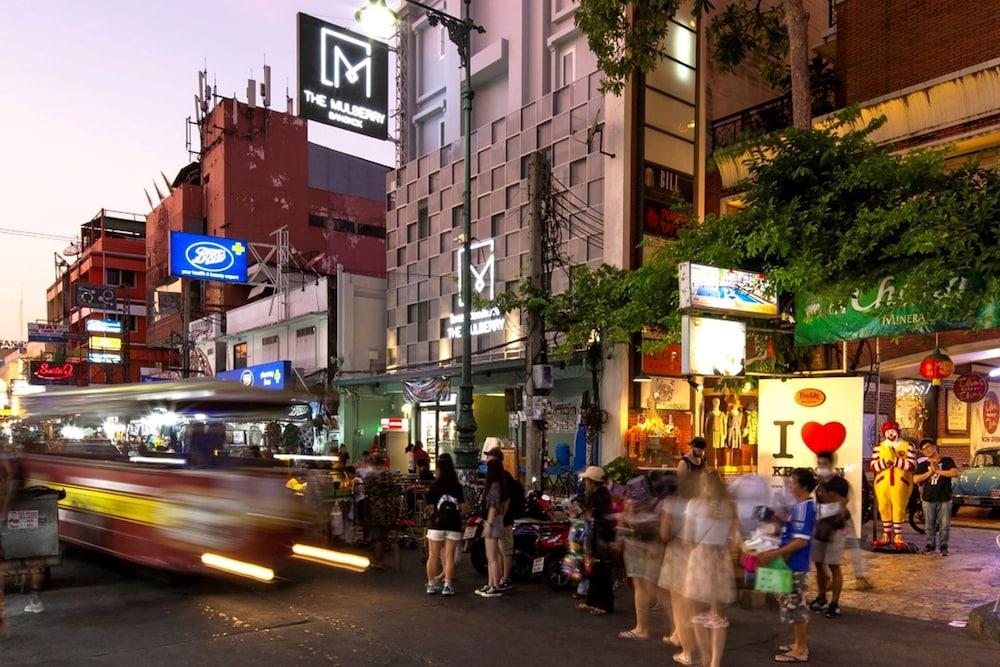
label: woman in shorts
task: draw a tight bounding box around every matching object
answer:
[424,454,467,596]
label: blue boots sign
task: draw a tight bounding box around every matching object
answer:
[170,231,248,283]
[217,361,291,391]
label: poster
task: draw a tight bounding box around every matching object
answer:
[643,377,691,411]
[758,377,864,538]
[970,385,1000,451]
[945,389,969,433]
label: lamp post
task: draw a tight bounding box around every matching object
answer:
[356,0,484,470]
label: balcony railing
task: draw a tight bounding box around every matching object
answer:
[710,94,793,151]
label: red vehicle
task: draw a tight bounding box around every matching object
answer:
[14,380,346,581]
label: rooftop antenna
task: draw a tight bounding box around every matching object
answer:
[286,77,293,115]
[247,74,257,109]
[261,63,272,108]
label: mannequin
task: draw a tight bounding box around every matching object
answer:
[725,399,743,469]
[705,397,726,466]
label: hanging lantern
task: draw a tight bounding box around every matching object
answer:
[919,348,954,385]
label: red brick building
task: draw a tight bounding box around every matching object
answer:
[145,99,390,356]
[46,210,173,384]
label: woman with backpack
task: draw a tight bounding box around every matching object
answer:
[476,458,510,598]
[424,453,467,596]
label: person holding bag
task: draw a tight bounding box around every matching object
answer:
[577,466,615,615]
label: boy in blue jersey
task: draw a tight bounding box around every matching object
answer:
[758,468,818,663]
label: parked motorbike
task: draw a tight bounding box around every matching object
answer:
[907,485,926,535]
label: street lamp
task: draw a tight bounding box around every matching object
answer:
[356,0,484,471]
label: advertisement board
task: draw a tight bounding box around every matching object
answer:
[75,283,117,310]
[88,352,121,364]
[28,361,80,385]
[758,377,864,538]
[297,13,390,140]
[169,231,248,283]
[678,263,778,317]
[86,319,123,334]
[217,360,291,391]
[680,315,746,377]
[27,323,69,343]
[89,335,122,351]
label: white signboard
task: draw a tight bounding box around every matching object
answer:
[447,238,505,339]
[681,315,746,376]
[678,262,778,317]
[758,377,864,538]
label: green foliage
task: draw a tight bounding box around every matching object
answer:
[576,0,714,95]
[603,455,638,485]
[709,0,788,87]
[494,111,1000,361]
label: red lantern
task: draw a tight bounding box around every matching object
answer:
[919,348,954,385]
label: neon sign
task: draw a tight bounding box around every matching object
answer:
[447,238,505,339]
[29,361,77,385]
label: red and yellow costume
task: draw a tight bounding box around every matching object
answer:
[870,421,916,547]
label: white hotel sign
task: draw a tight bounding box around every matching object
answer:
[447,238,505,339]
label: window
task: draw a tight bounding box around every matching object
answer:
[417,301,430,341]
[439,232,447,254]
[233,342,248,369]
[333,219,355,233]
[308,214,327,228]
[103,313,139,332]
[105,268,136,288]
[418,200,430,239]
[561,49,576,87]
[296,326,316,338]
[439,120,446,149]
[440,318,450,338]
[357,223,386,239]
[396,247,406,267]
[452,206,462,228]
[261,334,280,363]
[408,303,418,324]
[294,326,317,369]
[407,223,417,243]
[490,213,503,238]
[438,25,446,58]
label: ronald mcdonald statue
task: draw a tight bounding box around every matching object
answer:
[870,420,916,548]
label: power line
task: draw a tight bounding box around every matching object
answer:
[0,227,76,242]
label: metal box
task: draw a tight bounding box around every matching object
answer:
[1,489,61,560]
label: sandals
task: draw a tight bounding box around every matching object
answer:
[618,630,647,640]
[663,634,681,647]
[775,651,809,663]
[590,607,608,615]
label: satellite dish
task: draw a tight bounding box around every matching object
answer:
[63,242,80,257]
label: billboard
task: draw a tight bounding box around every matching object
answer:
[75,283,117,310]
[89,335,122,351]
[758,377,865,538]
[27,323,69,343]
[169,231,248,283]
[86,319,123,334]
[297,13,390,140]
[217,360,291,391]
[680,315,746,377]
[88,352,121,364]
[678,263,778,317]
[29,361,80,385]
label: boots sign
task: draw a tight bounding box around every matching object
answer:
[758,377,864,538]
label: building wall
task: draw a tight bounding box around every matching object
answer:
[336,269,387,375]
[838,0,1000,105]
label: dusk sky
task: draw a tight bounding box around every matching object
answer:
[0,0,396,340]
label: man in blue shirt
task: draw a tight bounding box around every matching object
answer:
[758,468,818,663]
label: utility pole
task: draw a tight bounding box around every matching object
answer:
[525,151,548,489]
[181,282,191,378]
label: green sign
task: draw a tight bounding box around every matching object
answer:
[795,276,1000,346]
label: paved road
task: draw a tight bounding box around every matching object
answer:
[3,541,1000,666]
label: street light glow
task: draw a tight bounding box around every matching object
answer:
[355,0,399,40]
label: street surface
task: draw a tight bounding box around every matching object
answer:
[3,524,1000,666]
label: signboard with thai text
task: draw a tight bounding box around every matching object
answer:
[27,323,69,343]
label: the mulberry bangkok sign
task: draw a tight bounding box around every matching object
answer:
[447,238,505,339]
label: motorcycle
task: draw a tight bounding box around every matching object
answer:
[907,485,926,535]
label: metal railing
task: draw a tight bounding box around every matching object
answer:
[710,93,793,151]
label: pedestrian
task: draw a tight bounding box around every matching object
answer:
[358,450,372,478]
[424,454,467,596]
[677,437,707,485]
[413,441,431,470]
[476,458,510,598]
[682,472,738,667]
[810,451,850,618]
[577,466,615,615]
[618,472,670,642]
[416,457,435,481]
[757,468,818,664]
[343,465,363,543]
[338,444,350,464]
[364,455,400,570]
[914,440,958,556]
[486,447,525,591]
[659,476,699,665]
[405,444,415,474]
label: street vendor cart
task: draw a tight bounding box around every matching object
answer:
[1,486,63,624]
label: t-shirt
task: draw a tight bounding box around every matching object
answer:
[916,457,956,502]
[426,481,465,532]
[781,499,816,573]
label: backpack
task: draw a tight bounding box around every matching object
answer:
[506,474,526,522]
[435,493,461,530]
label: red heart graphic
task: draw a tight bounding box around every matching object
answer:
[800,421,847,455]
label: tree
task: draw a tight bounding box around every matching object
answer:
[497,111,1000,359]
[576,0,813,128]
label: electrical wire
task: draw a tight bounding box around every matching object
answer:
[0,227,76,242]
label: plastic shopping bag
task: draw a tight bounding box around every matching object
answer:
[754,556,793,594]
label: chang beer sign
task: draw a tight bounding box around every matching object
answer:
[795,275,1000,345]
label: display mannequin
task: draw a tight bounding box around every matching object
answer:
[725,398,743,468]
[704,398,726,467]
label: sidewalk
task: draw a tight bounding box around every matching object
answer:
[835,524,1000,624]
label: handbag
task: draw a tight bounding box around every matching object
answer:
[754,557,794,594]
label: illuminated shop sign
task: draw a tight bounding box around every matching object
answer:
[88,352,122,364]
[29,361,79,385]
[297,13,389,140]
[169,231,248,283]
[89,335,122,351]
[678,262,778,318]
[217,360,291,391]
[447,238,505,339]
[86,319,123,334]
[680,315,746,377]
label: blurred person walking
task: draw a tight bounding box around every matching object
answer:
[811,452,851,618]
[578,466,615,615]
[682,472,738,667]
[424,454,466,596]
[476,459,510,598]
[757,468,818,663]
[659,476,700,664]
[618,472,670,640]
[365,455,401,570]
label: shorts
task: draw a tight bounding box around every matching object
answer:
[812,531,846,565]
[779,572,809,625]
[426,529,462,542]
[500,525,514,556]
